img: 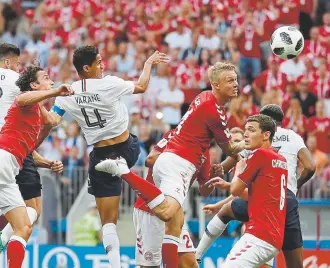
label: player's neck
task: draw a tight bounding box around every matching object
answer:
[261,141,271,149]
[78,74,97,80]
[212,90,229,106]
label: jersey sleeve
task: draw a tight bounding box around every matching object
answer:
[104,75,135,98]
[237,150,262,185]
[51,97,66,116]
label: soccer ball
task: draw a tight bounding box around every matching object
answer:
[270,26,304,60]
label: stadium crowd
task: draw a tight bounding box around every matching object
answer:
[0,0,330,199]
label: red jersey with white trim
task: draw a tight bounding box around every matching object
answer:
[238,147,288,249]
[0,101,42,168]
[134,131,211,213]
[165,91,231,167]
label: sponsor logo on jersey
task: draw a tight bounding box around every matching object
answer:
[272,159,288,170]
[273,135,290,142]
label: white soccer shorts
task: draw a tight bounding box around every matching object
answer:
[0,149,25,214]
[133,208,196,266]
[222,233,278,268]
[153,152,196,207]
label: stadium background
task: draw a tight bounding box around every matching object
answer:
[0,0,330,267]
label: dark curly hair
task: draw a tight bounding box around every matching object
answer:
[260,104,284,125]
[0,43,20,59]
[73,45,99,74]
[15,65,43,92]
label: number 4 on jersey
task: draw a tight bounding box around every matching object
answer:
[81,108,106,128]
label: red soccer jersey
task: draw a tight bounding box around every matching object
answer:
[134,131,211,213]
[0,101,42,168]
[165,91,231,167]
[238,147,288,249]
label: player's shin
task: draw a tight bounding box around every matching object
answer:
[162,235,180,268]
[195,215,229,260]
[102,223,121,267]
[7,235,26,268]
[121,172,165,208]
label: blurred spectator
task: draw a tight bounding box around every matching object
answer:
[61,146,85,185]
[280,56,306,81]
[62,122,86,160]
[73,202,101,246]
[311,63,330,99]
[295,76,318,117]
[307,100,330,154]
[157,77,184,129]
[307,134,329,177]
[253,55,287,103]
[319,12,330,45]
[1,18,30,50]
[164,17,192,51]
[235,9,263,84]
[181,32,202,61]
[197,22,222,52]
[320,165,330,198]
[305,27,326,62]
[114,41,135,75]
[230,127,244,143]
[282,98,307,137]
[38,130,63,161]
[128,106,141,137]
[25,24,49,68]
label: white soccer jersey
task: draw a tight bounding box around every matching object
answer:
[53,75,135,145]
[240,127,306,195]
[0,68,20,130]
[272,127,306,195]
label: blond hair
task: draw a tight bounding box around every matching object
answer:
[207,62,236,84]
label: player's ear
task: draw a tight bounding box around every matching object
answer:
[83,65,89,73]
[263,131,271,141]
[4,59,10,68]
[30,81,38,90]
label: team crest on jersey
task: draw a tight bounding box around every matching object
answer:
[144,251,153,261]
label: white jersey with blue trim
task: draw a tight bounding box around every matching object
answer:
[239,127,306,195]
[0,68,20,130]
[52,75,135,145]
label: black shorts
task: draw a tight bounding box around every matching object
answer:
[15,153,42,200]
[231,189,303,251]
[88,134,140,198]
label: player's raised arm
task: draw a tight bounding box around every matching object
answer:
[297,147,316,190]
[133,51,169,94]
[15,66,74,106]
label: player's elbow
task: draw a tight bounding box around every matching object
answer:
[15,96,27,107]
[133,84,147,94]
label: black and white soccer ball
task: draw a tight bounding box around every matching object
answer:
[270,26,304,60]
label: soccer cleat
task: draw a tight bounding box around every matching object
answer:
[0,232,7,253]
[95,157,130,177]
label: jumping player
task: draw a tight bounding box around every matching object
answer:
[134,130,223,268]
[0,65,73,267]
[196,105,316,268]
[96,62,245,266]
[221,114,288,267]
[48,45,169,266]
[0,43,64,252]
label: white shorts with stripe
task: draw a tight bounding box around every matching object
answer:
[133,208,195,266]
[153,152,196,207]
[222,233,278,268]
[0,149,25,215]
